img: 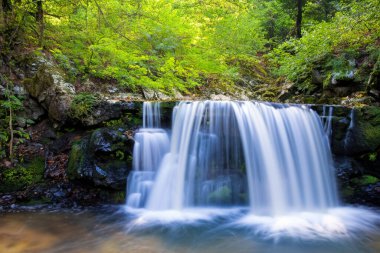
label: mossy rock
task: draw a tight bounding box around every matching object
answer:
[0,157,45,193]
[351,175,379,186]
[66,127,134,190]
[207,186,232,205]
[331,106,380,155]
[356,106,380,151]
[23,62,75,124]
[67,140,88,179]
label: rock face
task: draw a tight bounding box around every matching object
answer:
[23,59,141,127]
[76,101,138,127]
[67,127,134,190]
[312,105,380,206]
[328,106,380,157]
[24,62,75,124]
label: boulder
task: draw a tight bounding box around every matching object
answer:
[329,106,380,156]
[23,62,75,124]
[67,127,134,190]
[77,101,135,127]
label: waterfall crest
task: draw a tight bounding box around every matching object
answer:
[127,101,339,215]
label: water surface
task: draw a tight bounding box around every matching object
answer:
[0,207,379,253]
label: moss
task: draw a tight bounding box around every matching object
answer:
[357,106,380,150]
[351,175,379,186]
[368,152,377,161]
[69,93,100,120]
[103,118,125,127]
[0,157,45,193]
[207,186,231,204]
[341,186,354,198]
[67,142,84,179]
[362,124,380,148]
[22,197,53,206]
[111,191,126,204]
[125,112,142,127]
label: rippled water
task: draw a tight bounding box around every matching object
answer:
[0,206,379,253]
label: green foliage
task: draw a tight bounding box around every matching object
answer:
[351,175,379,186]
[103,118,124,127]
[207,186,232,204]
[115,150,125,160]
[69,92,99,120]
[67,142,85,179]
[368,152,377,162]
[0,157,45,193]
[268,0,380,92]
[1,0,379,100]
[256,0,294,44]
[37,0,269,93]
[0,76,30,160]
[111,191,126,204]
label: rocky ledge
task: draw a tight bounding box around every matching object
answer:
[0,57,380,210]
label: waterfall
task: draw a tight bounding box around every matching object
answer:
[127,101,339,216]
[322,106,334,143]
[143,102,162,128]
[344,108,355,151]
[126,102,170,208]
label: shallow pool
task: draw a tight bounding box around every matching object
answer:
[0,206,379,253]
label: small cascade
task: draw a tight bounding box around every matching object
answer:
[321,106,334,143]
[138,101,338,215]
[146,102,247,210]
[143,102,162,128]
[344,108,355,151]
[126,102,170,208]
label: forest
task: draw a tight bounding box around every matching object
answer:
[0,0,379,163]
[1,2,380,251]
[0,0,378,96]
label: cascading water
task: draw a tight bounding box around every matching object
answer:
[322,105,334,143]
[126,102,170,208]
[127,101,338,215]
[126,101,380,240]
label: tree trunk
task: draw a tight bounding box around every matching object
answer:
[296,0,302,38]
[8,99,13,162]
[5,80,14,162]
[0,0,3,27]
[35,0,44,46]
[1,0,12,27]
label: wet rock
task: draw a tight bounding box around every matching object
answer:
[329,106,380,156]
[67,127,134,190]
[0,195,15,205]
[45,154,69,180]
[78,101,130,127]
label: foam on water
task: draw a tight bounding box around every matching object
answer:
[125,101,380,240]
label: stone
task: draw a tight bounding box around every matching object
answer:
[67,127,135,190]
[78,101,127,126]
[210,94,231,100]
[23,61,75,125]
[311,69,323,85]
[142,88,156,99]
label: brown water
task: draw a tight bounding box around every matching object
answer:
[0,208,379,253]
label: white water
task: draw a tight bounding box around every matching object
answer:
[344,108,355,151]
[126,102,170,208]
[125,101,379,240]
[322,105,334,143]
[143,101,338,214]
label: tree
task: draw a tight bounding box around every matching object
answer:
[296,0,302,38]
[34,0,44,46]
[0,0,12,27]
